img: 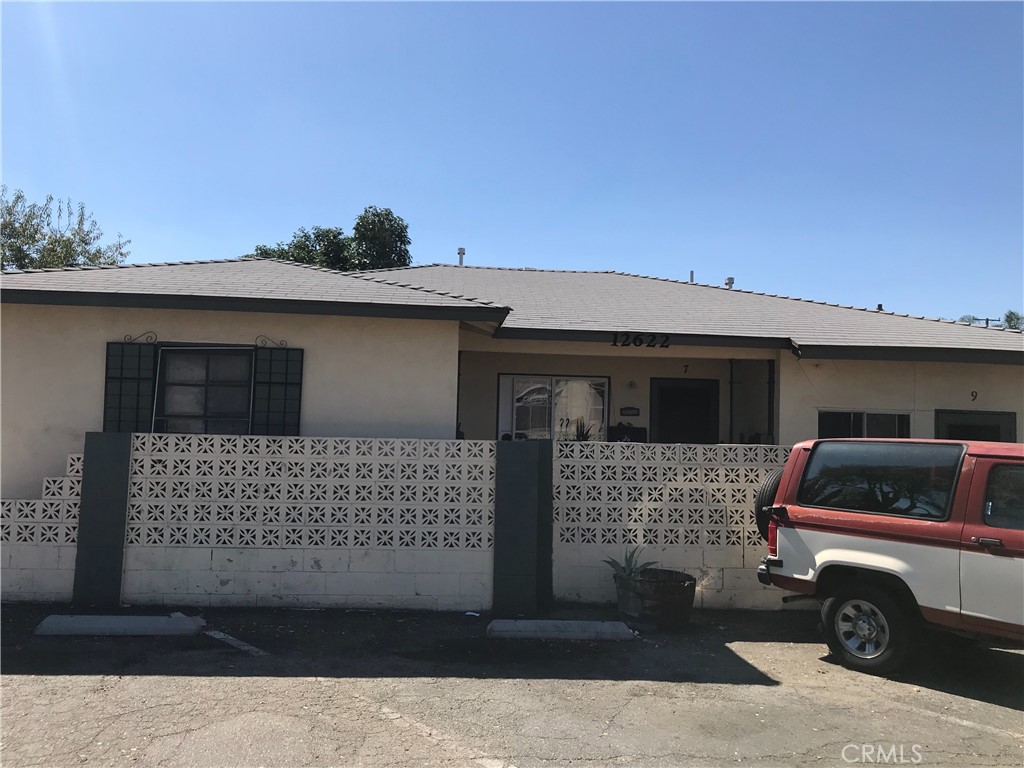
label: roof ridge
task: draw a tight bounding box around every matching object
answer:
[339,267,509,308]
[615,271,1024,335]
[1,257,244,275]
[234,258,509,309]
[379,263,619,275]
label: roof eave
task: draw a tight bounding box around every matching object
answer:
[792,344,1024,366]
[0,288,511,324]
[492,326,789,349]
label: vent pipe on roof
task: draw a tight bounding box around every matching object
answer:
[457,247,465,267]
[877,304,884,312]
[725,276,735,289]
[689,270,694,283]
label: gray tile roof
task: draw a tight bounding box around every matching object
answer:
[2,258,1020,360]
[1,259,508,320]
[357,264,1024,357]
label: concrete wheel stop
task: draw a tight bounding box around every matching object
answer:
[35,612,207,636]
[486,619,637,640]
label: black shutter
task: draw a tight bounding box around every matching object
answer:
[103,342,158,432]
[251,348,303,436]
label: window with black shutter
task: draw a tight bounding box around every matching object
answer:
[102,341,303,435]
[251,348,304,436]
[103,342,157,432]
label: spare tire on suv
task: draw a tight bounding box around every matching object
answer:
[753,468,783,541]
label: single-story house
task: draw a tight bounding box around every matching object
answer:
[2,257,1022,498]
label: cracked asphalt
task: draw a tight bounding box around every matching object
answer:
[2,604,1022,767]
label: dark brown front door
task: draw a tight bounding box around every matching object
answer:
[651,378,719,444]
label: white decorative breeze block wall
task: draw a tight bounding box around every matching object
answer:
[122,434,496,610]
[553,442,790,609]
[0,453,82,601]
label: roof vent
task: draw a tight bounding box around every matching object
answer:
[457,247,465,267]
[689,270,695,283]
[725,276,735,289]
[877,304,884,312]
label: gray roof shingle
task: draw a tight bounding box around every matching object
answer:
[355,264,1024,359]
[1,258,509,321]
[2,258,1020,361]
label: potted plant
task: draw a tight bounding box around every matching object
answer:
[604,546,697,630]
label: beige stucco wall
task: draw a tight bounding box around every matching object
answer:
[457,334,777,442]
[459,334,1023,447]
[1,304,460,498]
[778,356,1024,445]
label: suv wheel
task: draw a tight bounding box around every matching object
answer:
[753,468,784,540]
[821,583,916,675]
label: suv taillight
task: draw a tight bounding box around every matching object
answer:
[767,518,778,557]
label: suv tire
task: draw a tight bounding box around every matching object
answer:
[821,583,917,675]
[753,468,784,541]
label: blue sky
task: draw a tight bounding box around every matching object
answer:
[4,1,1022,320]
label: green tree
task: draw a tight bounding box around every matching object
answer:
[245,205,411,271]
[348,205,411,270]
[248,226,351,270]
[1004,310,1023,330]
[1,186,130,270]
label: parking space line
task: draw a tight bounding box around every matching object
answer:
[204,629,270,656]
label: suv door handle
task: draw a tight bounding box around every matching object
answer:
[971,536,1004,548]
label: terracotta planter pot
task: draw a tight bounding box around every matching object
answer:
[614,568,697,630]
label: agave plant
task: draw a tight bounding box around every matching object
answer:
[573,417,595,442]
[603,545,657,580]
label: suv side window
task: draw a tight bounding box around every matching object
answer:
[984,465,1024,531]
[797,441,964,519]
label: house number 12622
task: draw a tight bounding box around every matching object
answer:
[611,333,670,348]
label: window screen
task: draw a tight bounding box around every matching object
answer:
[155,349,254,434]
[797,441,964,518]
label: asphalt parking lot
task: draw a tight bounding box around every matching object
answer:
[2,603,1022,768]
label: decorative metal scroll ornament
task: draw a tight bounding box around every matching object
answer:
[255,335,288,348]
[123,331,158,344]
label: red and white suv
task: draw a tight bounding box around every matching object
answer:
[756,439,1024,674]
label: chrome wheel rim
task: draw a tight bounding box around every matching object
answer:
[835,599,890,659]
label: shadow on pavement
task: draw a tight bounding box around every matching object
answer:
[4,601,1021,708]
[0,602,808,686]
[821,631,1024,712]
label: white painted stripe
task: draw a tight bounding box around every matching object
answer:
[933,711,1024,740]
[204,630,270,656]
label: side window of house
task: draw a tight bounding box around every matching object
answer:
[103,342,303,436]
[818,411,910,439]
[154,349,253,434]
[497,375,608,441]
[797,441,964,519]
[984,465,1024,531]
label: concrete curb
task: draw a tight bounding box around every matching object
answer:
[35,614,207,636]
[486,619,637,640]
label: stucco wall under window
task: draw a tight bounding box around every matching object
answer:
[0,304,460,498]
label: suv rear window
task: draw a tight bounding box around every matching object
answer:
[797,442,964,519]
